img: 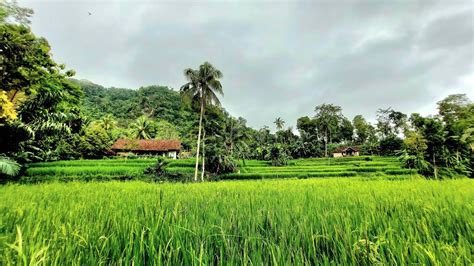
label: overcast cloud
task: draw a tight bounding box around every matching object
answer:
[20,0,473,131]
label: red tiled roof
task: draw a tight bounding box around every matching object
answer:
[333,146,359,153]
[111,139,181,152]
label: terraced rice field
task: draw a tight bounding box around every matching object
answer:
[22,156,418,182]
[167,156,419,180]
[22,159,157,182]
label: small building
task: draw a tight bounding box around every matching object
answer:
[333,146,360,158]
[111,139,181,159]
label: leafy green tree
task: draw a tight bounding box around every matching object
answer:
[153,120,180,140]
[296,116,321,157]
[180,62,223,182]
[353,115,370,144]
[0,2,82,162]
[336,117,354,143]
[314,104,343,157]
[436,95,473,177]
[437,94,472,123]
[78,124,113,159]
[379,135,403,156]
[376,108,407,139]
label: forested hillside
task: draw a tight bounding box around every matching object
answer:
[76,79,187,123]
[70,79,198,150]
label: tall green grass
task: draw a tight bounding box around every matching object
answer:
[0,179,471,264]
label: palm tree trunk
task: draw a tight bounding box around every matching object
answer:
[433,153,437,179]
[194,98,204,182]
[324,129,328,157]
[201,129,206,182]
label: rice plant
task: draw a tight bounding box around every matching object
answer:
[0,179,471,264]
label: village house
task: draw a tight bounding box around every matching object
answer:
[332,146,360,158]
[111,139,181,159]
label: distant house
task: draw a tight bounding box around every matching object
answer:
[111,139,181,159]
[333,146,359,158]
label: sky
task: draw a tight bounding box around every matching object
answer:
[20,0,474,131]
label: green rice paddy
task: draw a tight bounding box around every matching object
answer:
[22,156,416,182]
[5,156,471,264]
[0,178,472,264]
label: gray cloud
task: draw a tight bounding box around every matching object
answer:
[20,0,474,130]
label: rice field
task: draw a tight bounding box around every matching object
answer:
[21,156,417,182]
[0,178,472,264]
[22,159,157,182]
[168,156,419,180]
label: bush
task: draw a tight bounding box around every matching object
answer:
[379,136,403,156]
[144,158,194,182]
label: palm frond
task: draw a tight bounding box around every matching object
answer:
[209,79,223,96]
[0,156,21,177]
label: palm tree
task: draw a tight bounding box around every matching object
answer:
[131,116,153,139]
[225,117,249,156]
[274,117,285,131]
[180,62,223,182]
[100,114,116,132]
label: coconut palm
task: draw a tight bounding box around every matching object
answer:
[100,114,116,132]
[225,117,248,156]
[180,62,223,182]
[131,116,153,139]
[274,117,285,131]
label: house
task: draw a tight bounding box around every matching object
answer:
[333,146,360,158]
[111,139,181,159]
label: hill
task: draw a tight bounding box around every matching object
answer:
[72,79,193,125]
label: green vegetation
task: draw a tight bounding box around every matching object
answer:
[0,1,472,264]
[0,179,472,264]
[21,156,415,183]
[21,159,156,182]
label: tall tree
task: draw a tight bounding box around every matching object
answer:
[337,117,354,143]
[0,1,82,162]
[314,104,343,157]
[274,117,285,131]
[437,94,472,123]
[180,62,223,182]
[376,108,407,139]
[353,115,370,144]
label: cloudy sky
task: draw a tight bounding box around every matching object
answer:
[20,0,473,130]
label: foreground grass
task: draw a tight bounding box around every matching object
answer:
[0,179,472,264]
